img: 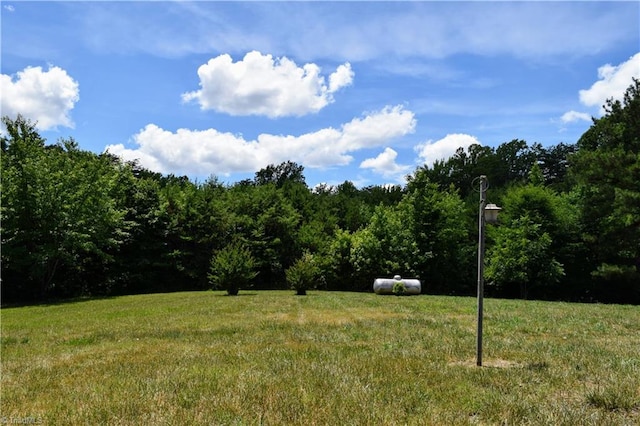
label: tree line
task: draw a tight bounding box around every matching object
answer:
[2,80,638,305]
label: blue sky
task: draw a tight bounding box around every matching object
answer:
[2,1,639,188]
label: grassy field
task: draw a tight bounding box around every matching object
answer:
[1,291,639,425]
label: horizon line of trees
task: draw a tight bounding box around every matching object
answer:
[2,79,638,305]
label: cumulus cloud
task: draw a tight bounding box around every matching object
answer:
[1,65,79,130]
[579,52,640,114]
[560,110,592,123]
[559,53,639,124]
[329,63,354,93]
[181,51,354,118]
[360,147,412,180]
[106,105,415,177]
[414,133,480,167]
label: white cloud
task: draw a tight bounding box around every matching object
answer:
[579,52,640,115]
[414,133,480,167]
[340,105,416,151]
[560,110,592,124]
[106,105,415,177]
[4,5,15,12]
[181,51,353,118]
[360,147,412,180]
[329,63,354,93]
[1,66,79,130]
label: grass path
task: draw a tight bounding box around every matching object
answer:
[1,291,639,424]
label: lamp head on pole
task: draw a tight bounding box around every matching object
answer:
[484,203,502,224]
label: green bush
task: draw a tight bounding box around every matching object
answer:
[286,252,319,295]
[392,281,407,296]
[208,242,257,295]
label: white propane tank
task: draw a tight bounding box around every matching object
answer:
[373,275,421,295]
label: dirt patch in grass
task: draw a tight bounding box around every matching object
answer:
[448,358,524,369]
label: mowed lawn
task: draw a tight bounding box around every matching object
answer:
[1,291,639,425]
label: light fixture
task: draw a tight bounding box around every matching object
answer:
[484,203,502,224]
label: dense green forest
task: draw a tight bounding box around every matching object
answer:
[2,80,638,305]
